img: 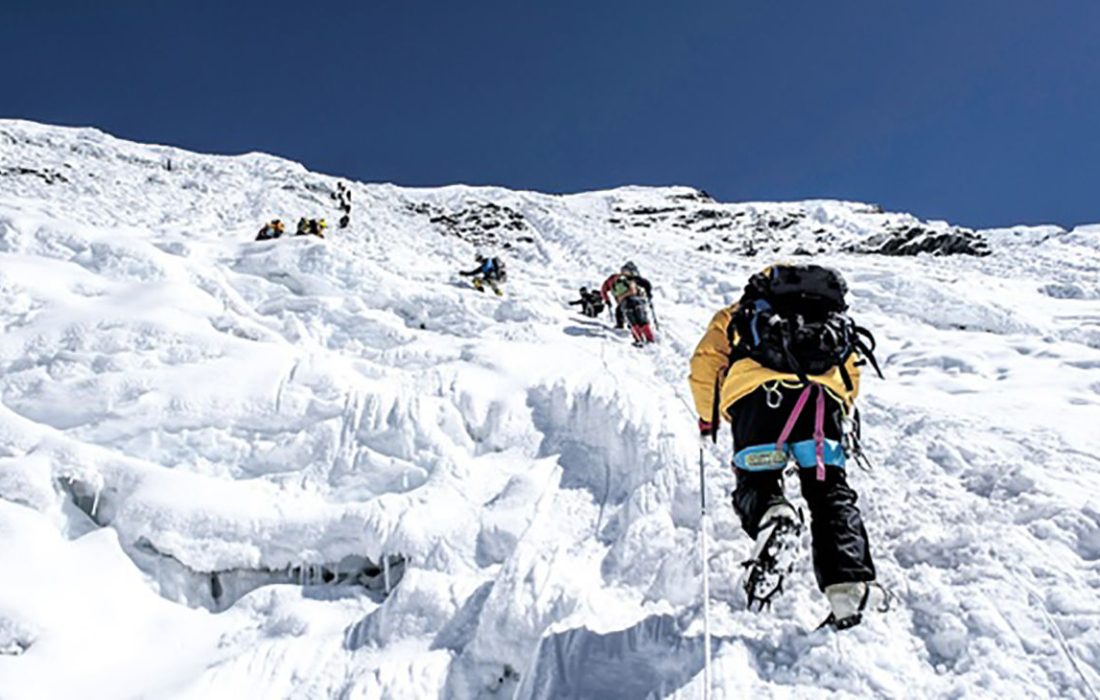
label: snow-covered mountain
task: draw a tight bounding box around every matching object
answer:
[1,120,1098,699]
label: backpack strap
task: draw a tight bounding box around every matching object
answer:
[748,299,771,346]
[726,302,766,359]
[778,324,810,386]
[838,362,855,392]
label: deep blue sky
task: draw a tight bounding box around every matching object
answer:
[2,1,1097,228]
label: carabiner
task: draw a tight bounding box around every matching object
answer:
[764,382,783,409]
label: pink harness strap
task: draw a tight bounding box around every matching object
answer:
[775,385,812,450]
[813,387,826,482]
[774,384,828,482]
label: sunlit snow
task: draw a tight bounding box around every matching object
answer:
[1,121,1099,699]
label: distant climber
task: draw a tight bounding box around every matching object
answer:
[459,253,506,296]
[601,261,655,344]
[255,219,286,241]
[689,263,887,630]
[332,182,352,228]
[296,217,328,239]
[569,287,605,318]
[601,261,653,330]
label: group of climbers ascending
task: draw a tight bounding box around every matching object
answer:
[458,254,657,347]
[331,182,352,229]
[251,198,886,631]
[232,171,895,633]
[255,217,328,241]
[454,252,885,629]
[455,255,886,629]
[568,261,657,346]
[255,182,352,242]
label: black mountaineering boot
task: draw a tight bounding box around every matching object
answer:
[742,504,802,611]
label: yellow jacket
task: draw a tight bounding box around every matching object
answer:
[688,304,862,421]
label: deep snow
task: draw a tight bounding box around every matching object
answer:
[1,120,1099,699]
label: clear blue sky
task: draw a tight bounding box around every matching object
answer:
[2,1,1097,228]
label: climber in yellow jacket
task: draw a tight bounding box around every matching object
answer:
[688,264,885,630]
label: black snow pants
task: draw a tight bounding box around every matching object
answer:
[621,296,649,327]
[728,384,876,591]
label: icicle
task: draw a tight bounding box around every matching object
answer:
[383,555,391,594]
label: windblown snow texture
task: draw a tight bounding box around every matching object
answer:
[1,120,1099,698]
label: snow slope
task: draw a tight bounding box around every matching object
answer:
[1,120,1099,699]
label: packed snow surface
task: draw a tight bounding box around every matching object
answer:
[1,120,1100,699]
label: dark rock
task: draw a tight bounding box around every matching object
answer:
[669,188,715,203]
[625,206,684,216]
[408,201,534,248]
[847,225,990,257]
[0,166,69,184]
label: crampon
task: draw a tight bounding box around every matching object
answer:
[741,512,803,611]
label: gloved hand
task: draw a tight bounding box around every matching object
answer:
[698,418,716,444]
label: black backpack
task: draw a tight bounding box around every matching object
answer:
[728,265,882,389]
[490,257,507,282]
